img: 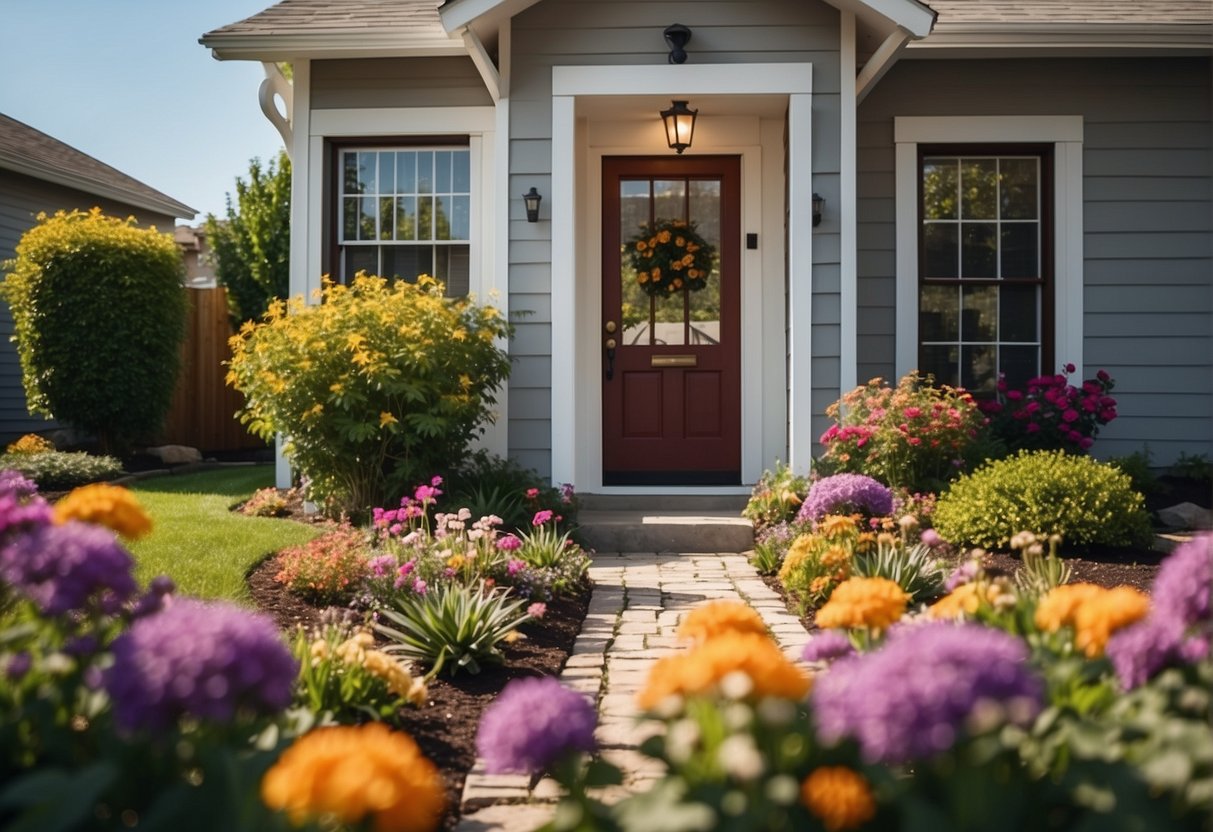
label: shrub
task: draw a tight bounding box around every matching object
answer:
[796,473,894,524]
[818,373,987,493]
[0,451,123,490]
[933,450,1153,549]
[1108,449,1160,501]
[227,275,511,516]
[448,451,580,534]
[274,526,370,603]
[2,208,186,451]
[5,434,53,455]
[979,364,1118,453]
[742,461,807,528]
[240,486,289,517]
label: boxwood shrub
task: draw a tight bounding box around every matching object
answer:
[0,451,123,491]
[933,450,1153,550]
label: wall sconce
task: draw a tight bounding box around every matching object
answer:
[660,100,698,155]
[523,187,542,222]
[812,192,824,227]
[664,23,691,64]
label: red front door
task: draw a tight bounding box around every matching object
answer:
[601,156,742,486]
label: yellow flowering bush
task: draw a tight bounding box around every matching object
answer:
[293,624,427,724]
[261,722,445,832]
[227,275,511,515]
[5,434,54,455]
[626,218,716,297]
[677,600,768,644]
[777,515,866,609]
[52,483,152,540]
[815,577,909,633]
[1035,582,1150,657]
[801,766,877,831]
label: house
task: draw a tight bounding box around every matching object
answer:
[201,0,1212,492]
[0,113,197,440]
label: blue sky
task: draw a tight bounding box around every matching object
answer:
[2,1,286,222]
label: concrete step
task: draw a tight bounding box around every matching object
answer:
[578,493,750,512]
[576,503,753,554]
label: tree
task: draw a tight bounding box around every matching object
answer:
[205,150,291,326]
[1,209,187,452]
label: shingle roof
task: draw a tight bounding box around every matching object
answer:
[928,0,1212,25]
[204,0,446,38]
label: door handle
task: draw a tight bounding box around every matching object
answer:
[604,338,617,381]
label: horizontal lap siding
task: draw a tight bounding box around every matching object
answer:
[311,58,493,108]
[856,57,1213,465]
[511,0,842,479]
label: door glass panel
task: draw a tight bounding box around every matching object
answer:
[688,180,722,345]
[619,180,651,346]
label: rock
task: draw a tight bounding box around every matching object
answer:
[1156,502,1213,530]
[146,445,202,465]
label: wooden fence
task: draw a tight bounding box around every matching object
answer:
[160,286,266,453]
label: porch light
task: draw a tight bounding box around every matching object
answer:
[523,187,542,222]
[812,192,824,227]
[660,100,697,155]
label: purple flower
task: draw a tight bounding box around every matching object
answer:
[1151,534,1211,625]
[0,470,38,499]
[0,492,52,547]
[0,521,137,616]
[368,554,396,578]
[476,676,597,773]
[802,631,855,664]
[812,622,1042,764]
[944,559,980,592]
[105,598,297,734]
[920,528,944,548]
[796,474,894,524]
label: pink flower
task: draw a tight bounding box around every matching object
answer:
[431,475,444,487]
[903,407,922,419]
[920,529,943,547]
[525,488,540,499]
[497,534,523,551]
[1026,423,1041,433]
[507,559,526,576]
[415,484,441,503]
[532,510,554,526]
[1062,409,1080,423]
[413,579,427,594]
[1064,363,1076,374]
[527,602,547,619]
[1006,390,1023,401]
[907,437,922,446]
[1100,408,1117,421]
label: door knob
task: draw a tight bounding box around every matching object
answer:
[605,338,617,350]
[604,320,617,333]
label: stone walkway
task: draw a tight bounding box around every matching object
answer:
[456,552,812,831]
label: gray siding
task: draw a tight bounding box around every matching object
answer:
[856,57,1213,465]
[311,58,493,108]
[0,169,176,441]
[510,0,844,479]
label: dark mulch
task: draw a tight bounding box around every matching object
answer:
[245,553,589,831]
[1146,475,1213,514]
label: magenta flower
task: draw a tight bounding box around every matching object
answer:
[532,509,554,526]
[526,487,540,499]
[920,528,944,548]
[414,484,441,504]
[497,534,523,551]
[476,677,597,773]
[507,558,526,576]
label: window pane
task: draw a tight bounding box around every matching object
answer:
[961,222,997,277]
[416,151,433,194]
[396,197,417,240]
[342,197,358,240]
[920,284,959,341]
[961,159,997,219]
[922,159,958,220]
[396,152,417,193]
[436,150,452,193]
[1001,223,1038,278]
[358,197,377,241]
[418,196,433,240]
[923,224,958,278]
[379,197,395,240]
[436,245,470,297]
[434,196,453,241]
[343,154,359,193]
[961,285,997,341]
[653,180,686,222]
[383,247,430,282]
[961,345,996,394]
[999,284,1039,342]
[1000,345,1039,390]
[450,195,470,240]
[1000,158,1037,220]
[343,246,377,281]
[921,345,958,387]
[378,152,395,195]
[357,152,377,195]
[452,150,470,193]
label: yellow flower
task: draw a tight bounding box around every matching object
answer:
[779,534,819,584]
[779,489,802,507]
[928,581,1001,620]
[821,545,851,569]
[363,650,428,706]
[379,411,398,427]
[675,236,686,247]
[638,632,811,710]
[801,767,877,831]
[818,514,858,538]
[1034,583,1104,632]
[53,484,152,540]
[330,382,345,394]
[816,577,908,632]
[261,723,445,832]
[809,576,833,595]
[446,553,466,570]
[6,433,54,455]
[638,272,649,284]
[1035,583,1150,657]
[677,600,768,644]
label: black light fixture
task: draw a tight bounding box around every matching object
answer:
[523,187,542,223]
[660,100,698,155]
[664,23,692,64]
[812,192,824,227]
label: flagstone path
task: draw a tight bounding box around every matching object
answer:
[456,552,812,831]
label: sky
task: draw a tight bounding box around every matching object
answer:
[2,1,287,223]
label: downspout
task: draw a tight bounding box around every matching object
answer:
[259,62,293,152]
[856,26,912,104]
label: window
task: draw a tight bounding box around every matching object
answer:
[917,147,1052,394]
[337,147,470,296]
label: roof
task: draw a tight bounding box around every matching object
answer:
[0,114,197,220]
[928,1,1212,25]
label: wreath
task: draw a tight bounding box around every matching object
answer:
[625,219,716,298]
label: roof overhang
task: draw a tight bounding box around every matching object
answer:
[907,22,1213,56]
[201,31,466,62]
[0,154,197,220]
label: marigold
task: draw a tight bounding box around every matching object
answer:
[52,483,152,540]
[821,545,851,569]
[801,766,877,831]
[928,581,1001,620]
[816,577,908,632]
[818,514,859,538]
[1036,583,1150,657]
[1034,583,1105,632]
[677,600,768,644]
[638,631,810,710]
[6,433,54,455]
[261,723,445,832]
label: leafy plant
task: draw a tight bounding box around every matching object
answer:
[979,365,1118,454]
[2,208,187,452]
[1108,449,1161,500]
[274,526,370,603]
[447,451,580,533]
[239,486,289,517]
[1012,531,1072,598]
[742,461,807,529]
[1171,452,1213,482]
[0,451,123,490]
[227,275,512,516]
[933,450,1153,550]
[517,520,578,570]
[852,540,946,601]
[374,582,533,677]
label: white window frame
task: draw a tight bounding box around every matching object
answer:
[894,116,1084,382]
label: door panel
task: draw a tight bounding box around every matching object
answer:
[602,156,741,486]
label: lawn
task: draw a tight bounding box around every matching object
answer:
[127,466,319,603]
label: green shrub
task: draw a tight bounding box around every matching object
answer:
[2,209,187,451]
[933,450,1153,550]
[0,451,123,490]
[227,275,511,516]
[446,451,579,533]
[1108,449,1160,499]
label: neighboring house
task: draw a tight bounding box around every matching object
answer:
[175,224,218,289]
[0,113,196,441]
[201,0,1212,491]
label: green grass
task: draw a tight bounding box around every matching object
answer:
[127,466,319,604]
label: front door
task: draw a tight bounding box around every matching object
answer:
[601,155,741,485]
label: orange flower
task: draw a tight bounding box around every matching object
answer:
[677,600,768,644]
[1036,583,1150,657]
[816,577,908,632]
[928,581,1001,620]
[262,723,445,832]
[818,514,858,538]
[1034,583,1104,632]
[638,632,810,710]
[53,483,152,540]
[801,767,876,831]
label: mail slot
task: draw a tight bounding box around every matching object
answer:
[650,354,698,368]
